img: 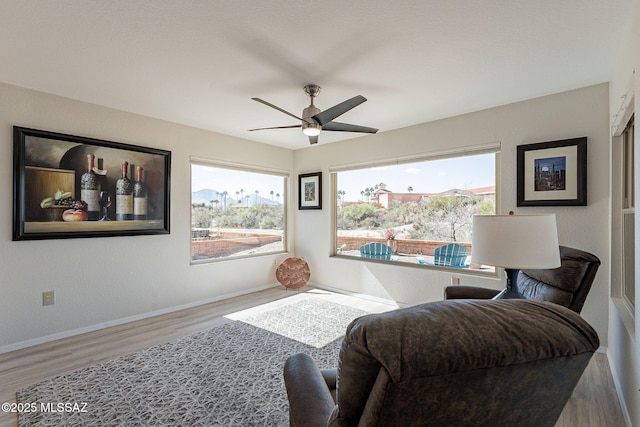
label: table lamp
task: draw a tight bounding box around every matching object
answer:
[471,213,560,299]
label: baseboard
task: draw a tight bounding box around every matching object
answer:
[0,283,280,355]
[309,282,404,307]
[606,349,634,427]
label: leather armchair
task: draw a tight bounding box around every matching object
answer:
[284,299,599,427]
[444,246,600,313]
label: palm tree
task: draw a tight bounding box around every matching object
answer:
[222,191,228,210]
[235,191,240,204]
[270,190,274,201]
[240,189,244,203]
[407,186,413,193]
[254,190,260,205]
[276,193,281,203]
[245,195,250,207]
[209,199,215,209]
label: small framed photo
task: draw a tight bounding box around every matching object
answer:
[298,172,322,210]
[517,137,587,207]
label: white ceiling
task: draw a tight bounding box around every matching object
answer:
[0,1,631,150]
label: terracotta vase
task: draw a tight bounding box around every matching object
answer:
[388,239,398,254]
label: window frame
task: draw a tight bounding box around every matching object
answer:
[329,145,500,277]
[622,115,635,310]
[610,90,635,336]
[190,157,288,264]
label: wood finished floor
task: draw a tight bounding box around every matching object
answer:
[0,286,627,427]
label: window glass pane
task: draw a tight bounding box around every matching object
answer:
[623,117,634,209]
[335,152,496,272]
[191,163,286,262]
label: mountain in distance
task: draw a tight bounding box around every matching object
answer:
[191,189,280,207]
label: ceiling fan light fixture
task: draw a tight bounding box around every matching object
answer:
[302,122,321,136]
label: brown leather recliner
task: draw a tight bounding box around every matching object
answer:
[444,246,600,313]
[284,299,599,427]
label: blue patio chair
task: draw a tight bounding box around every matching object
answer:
[433,243,469,268]
[360,242,392,260]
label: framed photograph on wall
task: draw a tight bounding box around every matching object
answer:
[13,126,171,240]
[298,172,322,210]
[517,137,587,207]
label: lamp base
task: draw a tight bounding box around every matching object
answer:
[492,268,524,300]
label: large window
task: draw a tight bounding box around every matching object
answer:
[333,149,498,272]
[612,102,635,332]
[191,161,287,263]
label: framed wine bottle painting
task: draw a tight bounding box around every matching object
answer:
[13,127,171,240]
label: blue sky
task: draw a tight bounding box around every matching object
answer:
[337,153,495,201]
[192,152,495,202]
[191,164,285,200]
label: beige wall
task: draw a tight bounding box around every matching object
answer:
[0,83,294,351]
[294,84,611,347]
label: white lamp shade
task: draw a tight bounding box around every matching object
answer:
[471,214,560,269]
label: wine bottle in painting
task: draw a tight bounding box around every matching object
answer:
[116,161,133,220]
[133,166,148,220]
[80,154,101,221]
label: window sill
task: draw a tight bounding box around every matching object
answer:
[330,253,498,278]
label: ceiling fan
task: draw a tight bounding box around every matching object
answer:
[249,84,378,145]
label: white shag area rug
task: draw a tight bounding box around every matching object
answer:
[17,298,368,427]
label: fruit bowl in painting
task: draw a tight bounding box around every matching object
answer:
[43,206,67,221]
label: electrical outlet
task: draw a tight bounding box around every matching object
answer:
[42,290,55,306]
[450,277,460,286]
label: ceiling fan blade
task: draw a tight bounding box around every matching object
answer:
[308,135,318,145]
[248,124,301,131]
[322,121,378,133]
[312,95,367,125]
[251,97,310,123]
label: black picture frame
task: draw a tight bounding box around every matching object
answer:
[13,127,171,240]
[517,137,587,207]
[298,172,322,210]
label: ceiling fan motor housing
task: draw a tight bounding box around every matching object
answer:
[302,105,321,136]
